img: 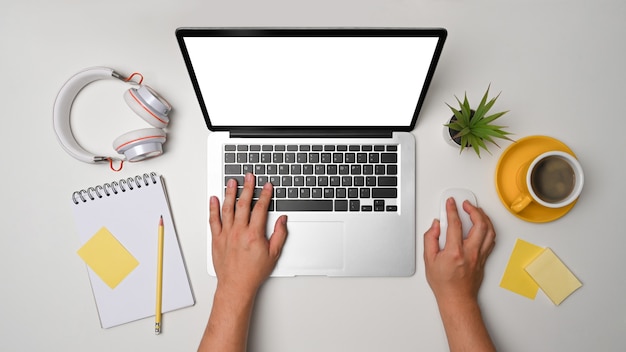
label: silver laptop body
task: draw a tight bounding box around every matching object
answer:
[176,28,447,276]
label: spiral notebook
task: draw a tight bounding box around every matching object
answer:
[71,172,194,329]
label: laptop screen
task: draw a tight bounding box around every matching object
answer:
[176,28,446,132]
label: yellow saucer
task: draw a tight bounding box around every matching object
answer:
[495,135,578,223]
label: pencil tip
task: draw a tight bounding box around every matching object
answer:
[159,215,163,226]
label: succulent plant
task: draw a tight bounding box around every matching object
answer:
[445,85,513,157]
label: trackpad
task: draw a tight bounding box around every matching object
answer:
[274,221,344,274]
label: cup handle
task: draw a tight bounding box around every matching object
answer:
[510,193,532,213]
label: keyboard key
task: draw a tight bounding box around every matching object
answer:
[300,188,310,198]
[225,153,236,163]
[288,188,298,198]
[350,200,360,211]
[312,188,323,198]
[333,153,343,163]
[262,145,273,151]
[378,176,398,186]
[312,145,323,151]
[372,188,397,198]
[335,200,348,211]
[361,205,373,211]
[294,176,305,186]
[273,153,284,163]
[387,165,398,175]
[387,145,398,151]
[374,200,385,211]
[324,188,334,198]
[250,145,261,151]
[225,165,241,174]
[381,153,398,163]
[269,176,280,186]
[349,145,360,151]
[374,145,385,151]
[287,145,299,151]
[237,145,248,151]
[369,153,380,163]
[224,145,236,151]
[386,205,398,212]
[224,176,244,186]
[309,153,320,163]
[336,188,347,198]
[275,145,286,151]
[276,188,287,198]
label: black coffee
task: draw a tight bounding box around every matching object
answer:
[530,156,575,203]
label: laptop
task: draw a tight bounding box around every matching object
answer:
[176,28,447,277]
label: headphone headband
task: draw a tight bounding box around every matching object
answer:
[52,67,171,168]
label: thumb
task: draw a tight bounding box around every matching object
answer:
[423,219,441,263]
[268,215,288,259]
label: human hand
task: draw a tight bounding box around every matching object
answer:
[209,173,288,296]
[423,197,496,306]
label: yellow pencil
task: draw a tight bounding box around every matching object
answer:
[155,215,164,334]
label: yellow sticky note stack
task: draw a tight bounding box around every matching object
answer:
[77,227,139,289]
[524,248,582,305]
[499,238,545,299]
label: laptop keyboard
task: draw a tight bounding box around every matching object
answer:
[223,144,399,212]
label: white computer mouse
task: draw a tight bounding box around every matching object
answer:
[439,188,477,249]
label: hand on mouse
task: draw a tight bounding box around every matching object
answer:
[423,197,497,352]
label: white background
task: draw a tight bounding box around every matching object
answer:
[1,1,625,351]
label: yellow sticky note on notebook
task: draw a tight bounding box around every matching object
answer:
[524,248,582,305]
[77,227,139,289]
[499,238,544,299]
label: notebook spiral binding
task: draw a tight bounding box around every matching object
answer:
[72,172,159,205]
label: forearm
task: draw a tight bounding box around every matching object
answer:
[437,297,496,352]
[198,285,257,352]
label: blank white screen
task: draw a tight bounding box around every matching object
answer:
[184,36,439,127]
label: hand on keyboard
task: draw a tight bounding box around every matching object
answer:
[209,173,288,295]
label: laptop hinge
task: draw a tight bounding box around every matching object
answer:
[230,128,394,139]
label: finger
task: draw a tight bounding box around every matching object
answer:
[221,178,238,227]
[423,219,441,264]
[234,173,255,225]
[208,195,223,237]
[268,215,289,259]
[250,182,273,231]
[477,207,497,256]
[444,197,463,249]
[463,201,488,244]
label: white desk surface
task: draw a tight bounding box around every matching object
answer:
[2,1,625,351]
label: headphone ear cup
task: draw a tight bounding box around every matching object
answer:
[124,85,171,128]
[113,128,166,162]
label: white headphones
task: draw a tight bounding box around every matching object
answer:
[53,67,172,170]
